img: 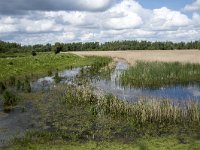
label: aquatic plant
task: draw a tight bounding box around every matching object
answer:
[2,90,20,111]
[63,84,200,127]
[54,71,62,84]
[120,61,200,88]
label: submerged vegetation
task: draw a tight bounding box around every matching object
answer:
[120,61,200,88]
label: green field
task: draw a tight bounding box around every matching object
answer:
[8,137,200,150]
[0,53,111,83]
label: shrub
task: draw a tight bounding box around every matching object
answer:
[47,70,53,76]
[3,90,19,108]
[0,81,6,93]
[31,51,37,56]
[54,71,61,83]
[8,61,13,65]
[53,42,63,54]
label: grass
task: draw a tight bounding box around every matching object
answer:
[0,52,112,83]
[120,61,200,88]
[62,84,200,128]
[7,136,200,150]
[2,90,20,111]
[0,52,31,58]
[8,82,199,149]
[2,53,200,149]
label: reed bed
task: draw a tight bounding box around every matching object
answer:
[64,84,200,126]
[120,61,200,88]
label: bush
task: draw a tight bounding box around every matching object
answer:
[0,81,6,93]
[31,51,37,56]
[3,90,19,108]
[47,70,53,76]
[53,42,63,54]
[54,71,61,83]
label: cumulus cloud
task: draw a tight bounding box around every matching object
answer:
[151,7,190,30]
[0,0,200,44]
[103,0,143,29]
[0,0,113,14]
[183,0,200,11]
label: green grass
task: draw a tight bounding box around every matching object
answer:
[0,52,31,58]
[0,53,111,83]
[7,136,200,150]
[9,82,199,150]
[120,61,200,88]
[3,56,200,150]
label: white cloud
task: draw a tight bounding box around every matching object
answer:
[183,0,200,11]
[0,0,200,44]
[22,19,63,32]
[151,7,190,30]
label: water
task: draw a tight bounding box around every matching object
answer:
[1,59,200,146]
[92,60,200,101]
[31,67,82,91]
[31,60,200,101]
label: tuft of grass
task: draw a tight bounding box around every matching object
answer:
[120,61,200,88]
[2,90,20,111]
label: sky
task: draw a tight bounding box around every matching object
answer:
[0,0,200,45]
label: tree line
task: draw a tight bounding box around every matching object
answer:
[1,40,200,53]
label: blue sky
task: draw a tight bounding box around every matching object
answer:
[139,0,192,10]
[0,0,200,44]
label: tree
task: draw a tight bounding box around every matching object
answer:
[31,51,37,56]
[53,42,63,54]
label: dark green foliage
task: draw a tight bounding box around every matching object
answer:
[54,71,61,83]
[53,42,63,54]
[8,61,14,65]
[1,40,200,54]
[31,51,37,56]
[24,76,31,93]
[16,80,21,90]
[3,90,19,108]
[9,76,16,86]
[0,81,6,93]
[47,70,53,76]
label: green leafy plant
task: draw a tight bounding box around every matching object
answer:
[3,90,20,111]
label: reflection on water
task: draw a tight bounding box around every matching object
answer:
[92,60,200,101]
[31,60,200,101]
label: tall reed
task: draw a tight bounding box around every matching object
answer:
[120,61,200,88]
[64,84,200,126]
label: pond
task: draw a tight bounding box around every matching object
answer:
[31,59,200,101]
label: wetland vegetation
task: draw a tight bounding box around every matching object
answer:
[120,61,200,88]
[0,46,200,149]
